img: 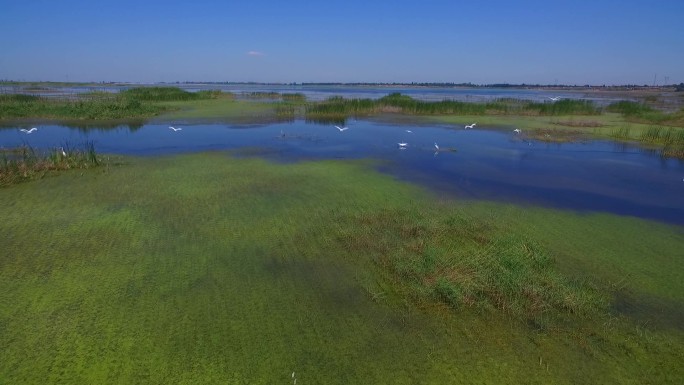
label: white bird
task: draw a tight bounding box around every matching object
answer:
[60,147,66,157]
[405,130,413,133]
[397,142,408,149]
[169,126,182,132]
[548,96,561,101]
[465,123,476,129]
[20,127,38,134]
[292,372,295,378]
[513,128,521,134]
[434,142,440,151]
[335,125,349,132]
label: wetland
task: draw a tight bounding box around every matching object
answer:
[1,84,683,384]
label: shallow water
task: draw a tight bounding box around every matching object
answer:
[2,120,683,224]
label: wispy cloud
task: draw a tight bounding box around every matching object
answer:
[247,51,265,57]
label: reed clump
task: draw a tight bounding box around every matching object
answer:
[0,142,101,186]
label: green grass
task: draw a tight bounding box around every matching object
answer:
[1,153,682,384]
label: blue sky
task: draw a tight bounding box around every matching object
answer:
[1,0,682,85]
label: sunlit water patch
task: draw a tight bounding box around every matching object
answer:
[1,120,682,224]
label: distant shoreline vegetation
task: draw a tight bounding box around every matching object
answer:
[2,80,682,90]
[0,87,223,120]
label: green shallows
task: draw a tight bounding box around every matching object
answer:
[1,153,682,384]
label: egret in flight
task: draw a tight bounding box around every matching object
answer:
[398,142,408,149]
[548,96,561,101]
[465,123,476,129]
[169,126,182,132]
[513,128,521,134]
[20,127,38,134]
[335,125,349,132]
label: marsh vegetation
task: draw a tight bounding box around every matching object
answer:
[0,87,222,120]
[304,93,602,121]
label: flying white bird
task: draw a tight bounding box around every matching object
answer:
[465,123,476,129]
[548,96,561,101]
[169,126,182,132]
[405,130,413,133]
[513,128,521,134]
[20,127,38,134]
[335,125,348,132]
[434,142,440,151]
[397,142,408,149]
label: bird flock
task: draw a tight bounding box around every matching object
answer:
[148,121,525,153]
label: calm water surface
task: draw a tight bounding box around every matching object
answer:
[2,120,683,225]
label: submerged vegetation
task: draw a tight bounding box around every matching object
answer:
[1,153,682,383]
[0,142,102,186]
[338,207,608,321]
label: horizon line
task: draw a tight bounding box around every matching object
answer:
[1,80,681,88]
